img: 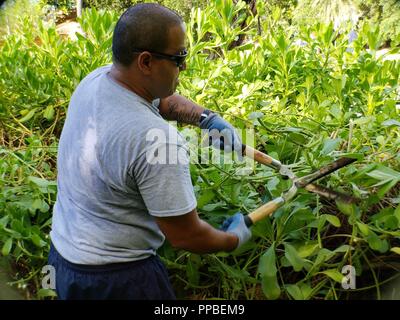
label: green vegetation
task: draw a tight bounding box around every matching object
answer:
[0,0,399,299]
[357,0,400,46]
[37,0,208,20]
[85,0,207,19]
[37,0,400,44]
[285,0,400,46]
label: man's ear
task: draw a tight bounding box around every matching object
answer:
[136,52,153,75]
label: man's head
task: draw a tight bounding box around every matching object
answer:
[112,3,187,99]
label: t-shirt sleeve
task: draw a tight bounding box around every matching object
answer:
[129,142,197,217]
[152,98,160,109]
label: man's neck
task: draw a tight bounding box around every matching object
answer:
[109,64,154,103]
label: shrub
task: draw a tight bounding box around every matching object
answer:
[1,0,399,299]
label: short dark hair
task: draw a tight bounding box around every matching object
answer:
[112,3,183,67]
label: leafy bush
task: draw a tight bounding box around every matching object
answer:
[39,0,209,20]
[0,7,117,298]
[0,0,399,299]
[0,135,57,298]
[285,0,400,46]
[173,0,400,299]
[357,0,400,46]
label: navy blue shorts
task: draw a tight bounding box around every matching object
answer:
[47,242,176,300]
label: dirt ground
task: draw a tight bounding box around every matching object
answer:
[0,258,25,300]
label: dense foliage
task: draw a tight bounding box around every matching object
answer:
[290,0,400,46]
[0,0,399,299]
[36,0,400,44]
[38,0,208,20]
[356,0,400,46]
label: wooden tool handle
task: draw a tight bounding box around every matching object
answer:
[243,145,273,165]
[242,145,282,169]
[244,197,285,227]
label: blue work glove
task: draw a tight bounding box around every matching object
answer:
[199,112,242,157]
[220,213,252,249]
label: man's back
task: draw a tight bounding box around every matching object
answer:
[50,65,196,265]
[47,4,247,300]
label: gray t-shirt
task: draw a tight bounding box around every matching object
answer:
[50,65,197,265]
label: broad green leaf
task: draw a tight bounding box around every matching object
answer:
[351,163,377,180]
[376,136,385,145]
[329,104,342,119]
[2,238,13,256]
[284,242,304,272]
[324,23,334,45]
[18,109,36,123]
[37,289,57,298]
[230,183,242,204]
[298,283,313,299]
[19,109,30,116]
[217,260,250,280]
[258,244,277,277]
[320,100,331,108]
[0,216,10,229]
[276,34,286,52]
[336,201,357,217]
[353,116,375,125]
[281,127,305,133]
[28,176,57,188]
[261,274,281,300]
[10,219,25,235]
[186,255,200,286]
[366,167,400,182]
[43,105,55,121]
[333,245,353,253]
[321,138,341,155]
[382,119,400,127]
[288,132,308,145]
[285,284,303,300]
[296,242,319,258]
[377,180,398,199]
[367,233,389,253]
[357,222,370,236]
[395,204,400,227]
[248,111,264,120]
[32,198,43,211]
[252,217,274,240]
[314,248,334,265]
[323,214,341,227]
[371,207,394,223]
[272,6,281,21]
[280,255,291,267]
[337,153,364,161]
[286,283,313,300]
[390,247,400,255]
[202,202,225,212]
[197,189,216,209]
[31,233,47,248]
[307,216,325,229]
[296,92,306,106]
[384,216,399,230]
[320,269,344,283]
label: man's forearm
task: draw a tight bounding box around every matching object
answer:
[155,210,239,254]
[159,94,206,126]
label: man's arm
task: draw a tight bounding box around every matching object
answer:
[155,209,239,254]
[158,94,205,125]
[159,94,242,154]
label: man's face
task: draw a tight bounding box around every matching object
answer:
[152,23,187,98]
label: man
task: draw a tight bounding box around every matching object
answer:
[48,3,251,300]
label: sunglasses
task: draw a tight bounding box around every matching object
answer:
[132,48,188,68]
